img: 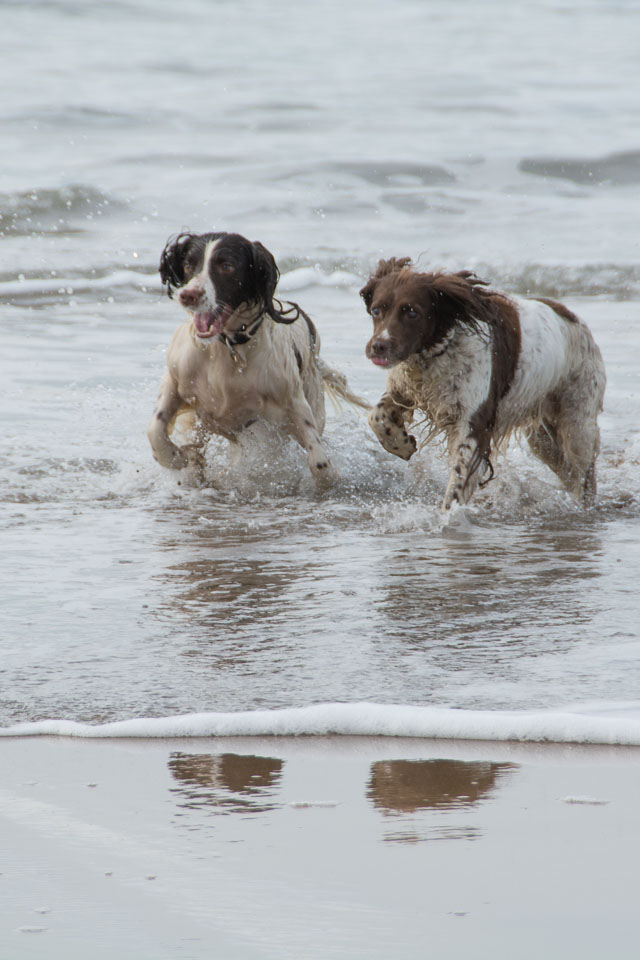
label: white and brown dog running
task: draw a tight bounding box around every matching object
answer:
[148,231,367,487]
[362,258,606,509]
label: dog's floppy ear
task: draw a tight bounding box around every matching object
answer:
[359,275,377,311]
[250,240,279,308]
[159,233,195,298]
[251,240,301,325]
[430,272,494,339]
[359,257,412,311]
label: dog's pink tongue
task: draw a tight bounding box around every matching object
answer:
[194,309,223,338]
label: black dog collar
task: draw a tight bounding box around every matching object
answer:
[221,313,265,347]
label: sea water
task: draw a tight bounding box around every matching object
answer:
[2,0,640,743]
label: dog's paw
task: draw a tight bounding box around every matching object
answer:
[368,405,416,460]
[313,459,338,492]
[368,404,387,432]
[395,432,417,461]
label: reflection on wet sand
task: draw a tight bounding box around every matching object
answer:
[168,752,283,814]
[166,752,518,847]
[367,758,517,843]
[368,759,517,811]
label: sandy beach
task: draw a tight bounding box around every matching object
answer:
[2,736,638,959]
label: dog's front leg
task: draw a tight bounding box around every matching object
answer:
[368,394,417,461]
[147,371,204,476]
[442,429,482,510]
[288,398,337,490]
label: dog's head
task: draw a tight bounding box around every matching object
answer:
[361,259,492,367]
[159,231,279,339]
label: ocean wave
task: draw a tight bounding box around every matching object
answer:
[0,184,119,237]
[2,259,639,306]
[0,268,157,302]
[519,149,640,187]
[6,104,139,128]
[2,702,640,745]
[278,265,362,292]
[279,259,640,300]
[473,260,640,300]
[0,264,359,304]
[325,160,456,187]
[275,160,456,189]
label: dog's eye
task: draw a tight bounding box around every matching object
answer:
[403,306,418,320]
[219,261,235,273]
[371,306,381,318]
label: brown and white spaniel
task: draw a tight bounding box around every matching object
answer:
[148,231,367,487]
[361,258,606,509]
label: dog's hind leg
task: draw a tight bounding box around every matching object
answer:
[582,458,597,506]
[526,414,600,505]
[525,418,565,476]
[531,333,606,505]
[559,414,601,506]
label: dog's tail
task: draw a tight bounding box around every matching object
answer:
[319,359,371,413]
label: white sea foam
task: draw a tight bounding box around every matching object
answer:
[278,266,362,293]
[561,796,611,805]
[0,265,360,301]
[4,260,637,304]
[0,270,157,297]
[2,702,640,745]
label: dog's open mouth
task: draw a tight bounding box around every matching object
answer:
[193,305,232,339]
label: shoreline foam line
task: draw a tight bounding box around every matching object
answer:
[2,702,640,745]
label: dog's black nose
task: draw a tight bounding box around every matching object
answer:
[370,338,389,357]
[179,286,204,307]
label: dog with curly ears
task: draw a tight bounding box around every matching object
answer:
[362,257,606,509]
[148,231,367,487]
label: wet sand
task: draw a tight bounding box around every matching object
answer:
[1,736,638,959]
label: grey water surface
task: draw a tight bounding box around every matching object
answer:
[2,0,640,726]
